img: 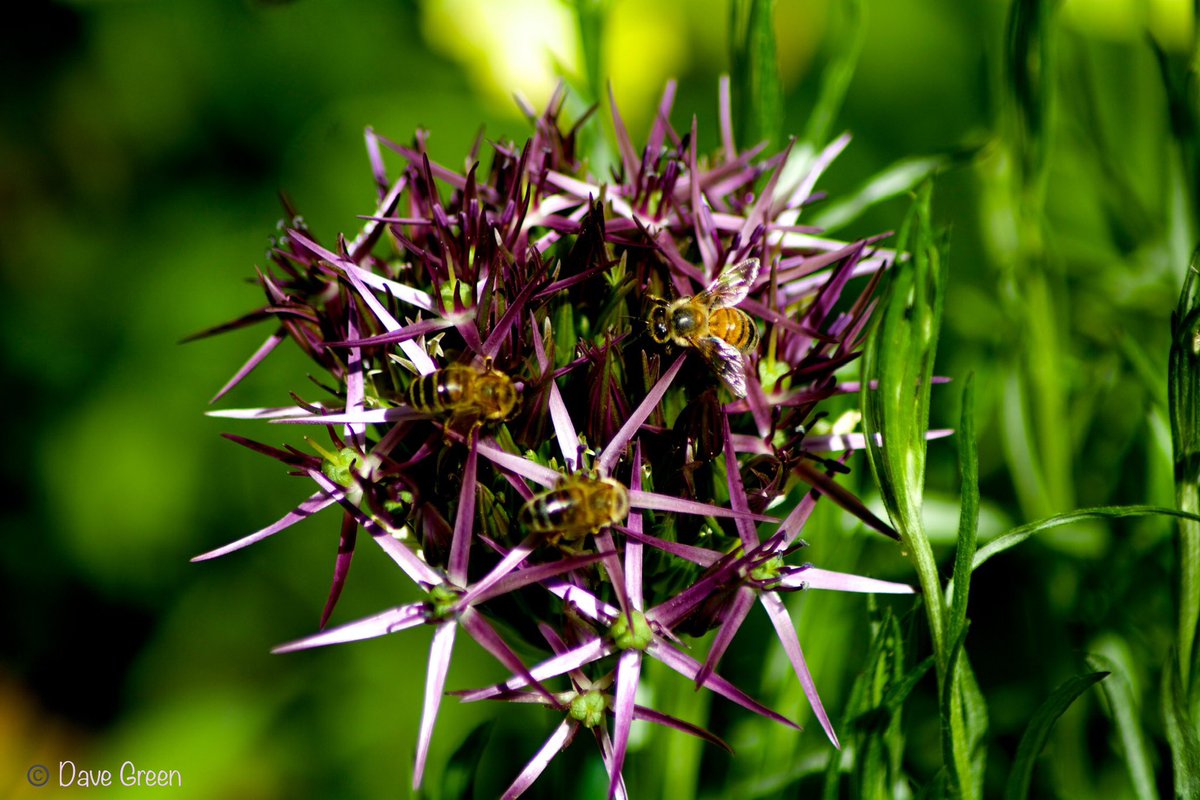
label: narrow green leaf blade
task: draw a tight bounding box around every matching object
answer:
[1086,652,1159,800]
[809,147,978,233]
[1170,246,1200,683]
[1004,671,1109,800]
[861,180,946,541]
[949,373,979,650]
[1162,648,1200,798]
[440,720,494,800]
[973,505,1200,572]
[803,0,864,148]
[730,0,783,150]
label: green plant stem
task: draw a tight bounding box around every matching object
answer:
[906,527,947,672]
[1179,482,1200,687]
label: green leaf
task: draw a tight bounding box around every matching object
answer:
[1170,246,1200,683]
[439,721,494,800]
[972,505,1200,572]
[861,181,949,659]
[730,0,782,151]
[1005,671,1109,800]
[827,606,910,800]
[1086,652,1159,800]
[861,181,945,542]
[809,147,979,233]
[940,623,976,800]
[803,0,864,148]
[1162,648,1200,799]
[958,659,991,795]
[1004,0,1058,185]
[949,374,979,652]
[570,0,605,105]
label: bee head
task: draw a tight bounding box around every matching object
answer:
[646,299,670,344]
[478,371,519,419]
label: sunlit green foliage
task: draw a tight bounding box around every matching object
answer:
[6,0,1200,797]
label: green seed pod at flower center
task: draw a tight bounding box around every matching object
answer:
[319,446,364,487]
[426,584,462,622]
[750,554,785,584]
[568,689,609,728]
[609,610,653,651]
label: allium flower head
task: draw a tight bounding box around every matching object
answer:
[192,79,915,795]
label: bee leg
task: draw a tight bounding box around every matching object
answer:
[442,413,480,446]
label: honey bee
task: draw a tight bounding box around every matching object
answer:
[407,360,519,430]
[518,474,630,547]
[646,258,761,398]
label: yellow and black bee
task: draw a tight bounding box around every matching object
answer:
[519,475,630,547]
[407,361,518,430]
[646,258,761,398]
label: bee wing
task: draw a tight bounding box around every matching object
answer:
[697,258,760,309]
[696,335,748,399]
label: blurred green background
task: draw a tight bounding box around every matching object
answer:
[2,0,1196,797]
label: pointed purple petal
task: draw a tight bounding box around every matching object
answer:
[776,484,820,548]
[594,726,630,800]
[546,582,619,623]
[620,527,722,567]
[628,489,776,523]
[633,704,731,751]
[530,315,580,467]
[717,75,735,162]
[688,116,719,274]
[272,602,425,653]
[480,275,540,359]
[695,586,756,689]
[319,513,357,628]
[470,551,608,605]
[595,530,631,618]
[305,470,442,586]
[646,80,677,159]
[413,621,457,788]
[780,567,915,594]
[609,650,641,798]
[501,720,576,800]
[779,133,852,219]
[459,532,537,608]
[458,614,609,700]
[271,407,423,425]
[626,443,645,611]
[759,592,838,747]
[722,415,760,548]
[327,315,461,348]
[448,436,479,585]
[477,439,561,487]
[211,330,286,403]
[192,490,334,561]
[791,461,899,541]
[207,405,320,420]
[342,300,366,449]
[456,637,612,703]
[646,640,799,729]
[597,353,686,475]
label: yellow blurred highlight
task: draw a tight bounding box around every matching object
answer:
[605,0,689,133]
[422,0,580,116]
[1062,0,1194,51]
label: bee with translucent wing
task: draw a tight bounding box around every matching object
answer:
[645,257,761,398]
